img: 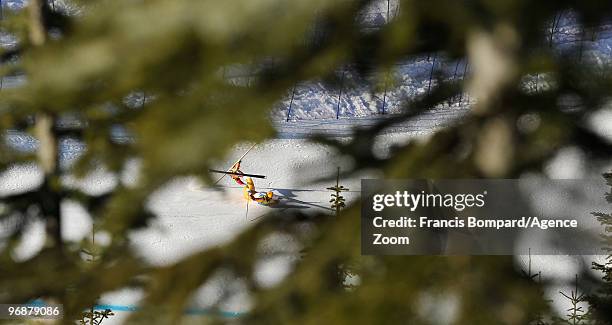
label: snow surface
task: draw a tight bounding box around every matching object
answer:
[2,0,612,323]
[3,119,611,323]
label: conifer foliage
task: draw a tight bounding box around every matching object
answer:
[589,172,612,324]
[1,0,612,323]
[327,167,349,216]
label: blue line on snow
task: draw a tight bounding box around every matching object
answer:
[92,304,243,318]
[29,300,243,318]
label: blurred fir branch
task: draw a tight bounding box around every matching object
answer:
[0,0,611,324]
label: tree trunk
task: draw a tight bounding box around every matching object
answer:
[30,0,63,248]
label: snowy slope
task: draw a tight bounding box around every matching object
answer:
[0,137,384,323]
[1,1,612,323]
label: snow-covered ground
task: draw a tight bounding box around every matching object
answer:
[0,134,402,323]
[2,1,612,323]
[2,113,611,323]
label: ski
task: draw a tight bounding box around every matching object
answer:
[245,199,250,221]
[212,143,257,185]
[209,169,266,179]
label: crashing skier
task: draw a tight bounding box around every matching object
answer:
[228,161,278,205]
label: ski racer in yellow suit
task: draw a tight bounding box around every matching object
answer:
[229,161,277,205]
